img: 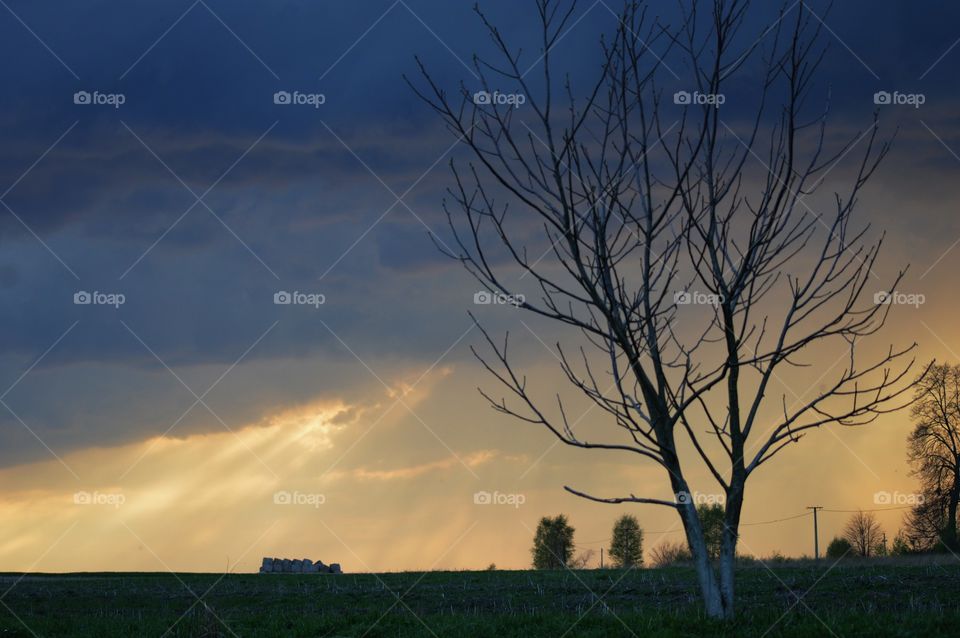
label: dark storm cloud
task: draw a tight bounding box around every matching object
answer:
[0,0,958,465]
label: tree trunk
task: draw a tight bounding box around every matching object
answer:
[656,414,729,619]
[944,469,960,551]
[679,499,725,619]
[719,482,744,619]
[656,426,726,618]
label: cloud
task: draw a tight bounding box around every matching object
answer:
[0,0,957,571]
[329,449,500,482]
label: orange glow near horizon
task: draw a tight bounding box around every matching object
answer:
[0,351,934,574]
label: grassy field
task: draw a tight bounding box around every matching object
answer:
[1,560,958,637]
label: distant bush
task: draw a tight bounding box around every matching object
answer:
[650,542,796,567]
[826,536,853,559]
[735,553,757,565]
[650,540,692,567]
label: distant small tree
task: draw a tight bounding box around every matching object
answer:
[697,504,725,560]
[609,515,644,568]
[890,532,913,556]
[826,536,853,559]
[532,514,575,569]
[843,511,885,557]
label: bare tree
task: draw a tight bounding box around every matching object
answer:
[570,548,597,569]
[842,510,884,557]
[904,362,960,551]
[412,0,919,619]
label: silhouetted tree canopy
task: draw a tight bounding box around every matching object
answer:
[826,536,853,559]
[904,362,960,551]
[531,514,575,569]
[609,515,644,568]
[697,504,725,560]
[843,511,885,557]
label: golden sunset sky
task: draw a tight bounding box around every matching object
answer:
[1,0,958,574]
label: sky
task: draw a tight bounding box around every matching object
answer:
[0,0,959,573]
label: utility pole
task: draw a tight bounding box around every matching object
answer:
[600,548,604,569]
[807,506,822,559]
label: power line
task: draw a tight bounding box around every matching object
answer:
[741,511,812,527]
[575,510,814,546]
[820,505,914,513]
[572,504,914,548]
